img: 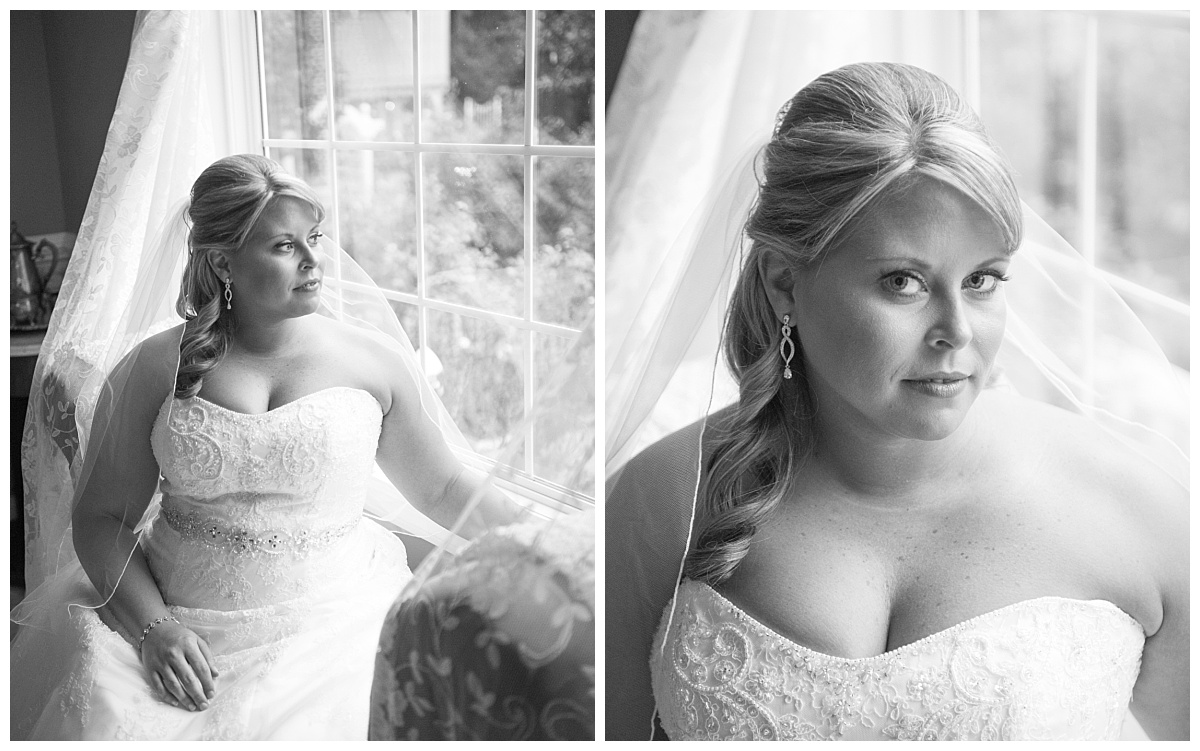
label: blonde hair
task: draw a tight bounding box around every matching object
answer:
[686,62,1024,584]
[174,154,325,397]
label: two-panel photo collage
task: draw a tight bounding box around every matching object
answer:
[8,9,1190,742]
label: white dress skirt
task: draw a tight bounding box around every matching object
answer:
[11,387,411,740]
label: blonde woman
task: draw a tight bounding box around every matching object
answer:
[607,63,1188,741]
[13,155,522,740]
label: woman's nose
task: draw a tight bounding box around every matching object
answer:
[299,239,322,270]
[926,294,972,350]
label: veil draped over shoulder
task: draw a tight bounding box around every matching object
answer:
[604,11,1187,740]
[13,10,595,738]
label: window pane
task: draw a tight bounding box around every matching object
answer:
[980,10,1189,371]
[267,147,331,213]
[262,11,329,140]
[423,152,524,316]
[980,11,1087,246]
[331,11,415,143]
[1095,19,1188,305]
[536,10,595,145]
[533,331,594,496]
[421,10,526,144]
[389,299,419,345]
[534,156,593,327]
[335,150,417,293]
[426,310,524,464]
[389,301,467,412]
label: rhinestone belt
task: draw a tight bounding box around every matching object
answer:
[159,504,359,556]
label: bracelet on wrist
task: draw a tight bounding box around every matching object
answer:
[137,615,180,648]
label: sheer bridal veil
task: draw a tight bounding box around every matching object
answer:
[605,11,1187,740]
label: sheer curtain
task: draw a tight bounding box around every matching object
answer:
[12,11,224,736]
[20,10,218,594]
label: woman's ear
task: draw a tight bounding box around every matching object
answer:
[206,250,231,281]
[757,247,798,322]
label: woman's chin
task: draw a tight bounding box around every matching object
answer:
[891,380,983,440]
[893,398,977,442]
[289,297,323,317]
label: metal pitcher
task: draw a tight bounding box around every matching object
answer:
[11,221,61,329]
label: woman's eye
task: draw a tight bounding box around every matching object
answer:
[883,272,924,297]
[308,232,323,244]
[964,271,1007,294]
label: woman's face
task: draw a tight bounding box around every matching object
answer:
[220,196,325,322]
[790,178,1011,442]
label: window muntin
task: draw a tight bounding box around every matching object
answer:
[256,9,595,505]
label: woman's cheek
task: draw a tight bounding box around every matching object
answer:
[814,299,906,389]
[973,301,1007,369]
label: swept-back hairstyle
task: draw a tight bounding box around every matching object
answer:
[686,62,1024,584]
[174,154,325,397]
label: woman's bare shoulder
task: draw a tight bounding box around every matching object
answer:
[312,315,416,407]
[982,389,1187,551]
[996,391,1183,496]
[608,406,737,524]
[615,406,734,483]
[318,315,418,373]
[114,322,185,392]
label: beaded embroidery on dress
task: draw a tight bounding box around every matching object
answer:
[650,579,1144,741]
[13,387,411,740]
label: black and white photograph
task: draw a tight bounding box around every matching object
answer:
[9,7,1192,744]
[11,10,595,741]
[605,9,1188,741]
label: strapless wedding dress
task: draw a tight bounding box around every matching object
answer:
[650,579,1144,741]
[12,387,411,740]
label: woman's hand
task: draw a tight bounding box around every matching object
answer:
[139,622,220,712]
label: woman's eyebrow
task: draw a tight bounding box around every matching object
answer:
[864,254,1010,267]
[864,255,932,267]
[262,224,320,241]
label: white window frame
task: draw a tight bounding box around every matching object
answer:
[217,10,595,513]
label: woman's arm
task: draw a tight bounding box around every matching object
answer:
[372,345,525,538]
[606,419,709,740]
[70,327,218,712]
[1127,466,1189,740]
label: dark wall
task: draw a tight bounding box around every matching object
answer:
[10,10,136,235]
[605,11,639,105]
[10,12,65,235]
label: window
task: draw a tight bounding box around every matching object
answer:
[254,10,595,509]
[974,10,1188,371]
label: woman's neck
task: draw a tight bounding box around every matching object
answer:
[802,394,987,509]
[228,314,311,359]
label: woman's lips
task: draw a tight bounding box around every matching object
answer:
[295,279,321,292]
[903,374,969,398]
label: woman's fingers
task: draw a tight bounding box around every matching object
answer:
[150,671,179,708]
[196,636,220,679]
[184,646,216,703]
[141,623,219,711]
[159,665,193,710]
[167,651,207,710]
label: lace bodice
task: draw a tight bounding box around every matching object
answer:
[146,387,389,610]
[651,580,1144,741]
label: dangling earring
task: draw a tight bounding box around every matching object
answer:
[779,314,794,380]
[224,279,233,310]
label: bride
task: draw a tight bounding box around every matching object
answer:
[11,154,525,740]
[606,63,1188,741]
